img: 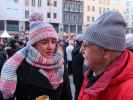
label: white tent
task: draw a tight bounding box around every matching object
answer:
[0,30,12,38]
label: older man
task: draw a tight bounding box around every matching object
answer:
[78,11,133,100]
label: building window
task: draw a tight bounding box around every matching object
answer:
[38,0,42,7]
[78,4,81,12]
[92,6,95,12]
[53,13,57,19]
[25,0,29,6]
[68,14,71,21]
[64,24,69,33]
[88,6,90,11]
[72,4,74,12]
[92,17,95,21]
[63,14,66,21]
[77,4,81,12]
[69,3,72,11]
[67,4,71,11]
[0,20,4,31]
[14,0,19,3]
[107,8,110,11]
[132,22,133,27]
[103,8,106,13]
[126,8,129,12]
[47,0,50,6]
[64,14,67,21]
[32,0,35,6]
[74,3,76,12]
[70,25,76,33]
[25,21,29,31]
[47,12,51,18]
[87,16,90,22]
[64,3,67,11]
[99,7,102,14]
[78,25,82,34]
[132,15,133,19]
[67,14,69,21]
[132,29,133,33]
[25,10,29,19]
[7,21,19,31]
[73,15,76,23]
[54,1,57,7]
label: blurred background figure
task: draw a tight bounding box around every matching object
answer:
[71,34,84,100]
[62,33,69,69]
[0,44,7,73]
[66,39,74,75]
[5,37,25,58]
[126,33,133,51]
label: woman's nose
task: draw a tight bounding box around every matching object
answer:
[48,41,53,49]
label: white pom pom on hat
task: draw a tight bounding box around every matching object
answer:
[29,12,43,21]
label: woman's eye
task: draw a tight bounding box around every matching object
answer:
[40,41,48,44]
[52,40,57,44]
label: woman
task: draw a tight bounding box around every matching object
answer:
[0,12,72,100]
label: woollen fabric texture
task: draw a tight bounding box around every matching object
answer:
[28,12,58,45]
[83,11,127,52]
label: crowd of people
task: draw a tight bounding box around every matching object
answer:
[0,11,133,100]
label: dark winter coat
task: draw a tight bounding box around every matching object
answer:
[0,90,3,100]
[14,60,72,100]
[0,50,7,73]
[71,45,84,99]
[72,46,84,76]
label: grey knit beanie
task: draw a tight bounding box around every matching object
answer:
[83,11,127,51]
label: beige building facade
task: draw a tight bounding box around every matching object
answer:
[124,0,133,33]
[83,0,124,32]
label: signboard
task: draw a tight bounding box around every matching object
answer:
[0,0,25,21]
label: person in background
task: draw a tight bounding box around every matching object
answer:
[0,12,72,100]
[63,34,69,70]
[78,11,133,100]
[6,38,17,57]
[126,33,133,51]
[66,40,74,75]
[0,44,7,73]
[71,34,84,100]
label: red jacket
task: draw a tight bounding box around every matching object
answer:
[78,50,133,100]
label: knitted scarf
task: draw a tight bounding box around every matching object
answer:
[0,43,64,99]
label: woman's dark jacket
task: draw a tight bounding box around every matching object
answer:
[14,60,72,100]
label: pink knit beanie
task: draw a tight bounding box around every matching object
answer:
[29,12,58,45]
